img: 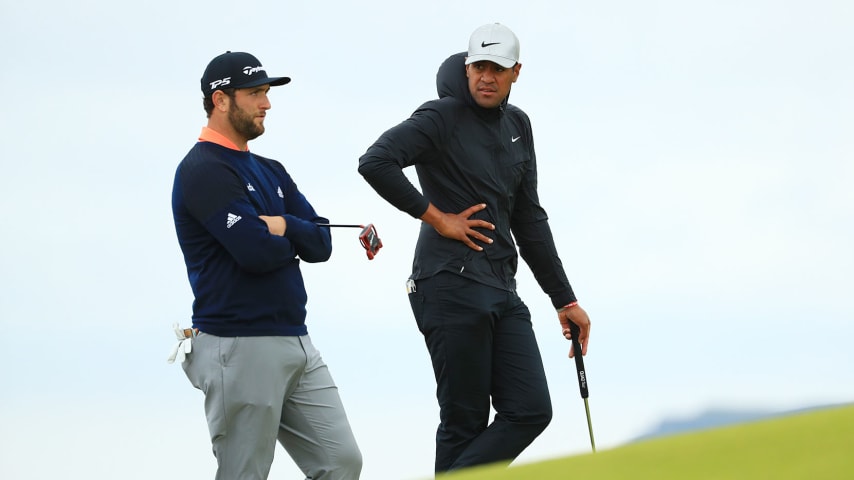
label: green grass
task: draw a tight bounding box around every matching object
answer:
[437,404,854,480]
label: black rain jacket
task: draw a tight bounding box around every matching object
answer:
[358,52,575,309]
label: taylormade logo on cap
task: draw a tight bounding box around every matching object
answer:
[201,51,291,95]
[242,65,265,76]
[465,23,520,69]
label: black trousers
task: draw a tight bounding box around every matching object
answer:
[408,272,552,473]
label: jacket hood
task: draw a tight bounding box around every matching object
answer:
[436,52,469,101]
[435,51,509,112]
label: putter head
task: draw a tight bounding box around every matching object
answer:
[358,224,383,260]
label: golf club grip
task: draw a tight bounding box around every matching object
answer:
[569,321,589,399]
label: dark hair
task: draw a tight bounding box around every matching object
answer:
[203,88,236,118]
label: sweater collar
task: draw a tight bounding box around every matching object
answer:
[198,127,247,151]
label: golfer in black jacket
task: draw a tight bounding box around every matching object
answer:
[358,23,591,473]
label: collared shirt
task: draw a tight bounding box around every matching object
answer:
[198,126,245,151]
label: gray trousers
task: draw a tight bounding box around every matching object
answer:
[182,333,362,480]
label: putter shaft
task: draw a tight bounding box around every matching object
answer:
[583,398,596,452]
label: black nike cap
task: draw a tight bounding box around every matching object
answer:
[200,51,291,96]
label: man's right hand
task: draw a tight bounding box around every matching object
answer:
[259,215,286,236]
[420,203,495,251]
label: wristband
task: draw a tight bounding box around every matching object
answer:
[557,301,578,313]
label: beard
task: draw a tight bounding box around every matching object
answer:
[228,102,264,141]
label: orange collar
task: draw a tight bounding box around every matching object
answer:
[198,127,247,151]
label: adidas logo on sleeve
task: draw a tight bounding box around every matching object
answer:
[226,213,242,229]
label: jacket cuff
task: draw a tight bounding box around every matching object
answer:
[551,292,577,311]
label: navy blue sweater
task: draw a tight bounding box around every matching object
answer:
[172,140,332,336]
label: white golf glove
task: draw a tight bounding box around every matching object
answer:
[167,322,193,364]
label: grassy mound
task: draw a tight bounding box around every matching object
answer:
[438,404,854,480]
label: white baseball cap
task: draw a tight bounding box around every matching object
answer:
[465,23,520,68]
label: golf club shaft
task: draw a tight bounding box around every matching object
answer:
[569,321,596,452]
[583,398,596,452]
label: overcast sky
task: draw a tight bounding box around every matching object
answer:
[1,1,852,479]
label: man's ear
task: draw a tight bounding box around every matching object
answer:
[212,90,229,111]
[512,63,522,83]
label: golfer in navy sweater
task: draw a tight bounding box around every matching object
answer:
[172,51,362,480]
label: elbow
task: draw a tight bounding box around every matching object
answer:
[297,236,332,263]
[300,246,332,263]
[358,155,387,181]
[357,160,375,181]
[239,256,283,274]
[234,240,297,273]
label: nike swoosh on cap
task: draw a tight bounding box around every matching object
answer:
[481,41,501,47]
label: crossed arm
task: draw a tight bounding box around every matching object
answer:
[259,215,285,236]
